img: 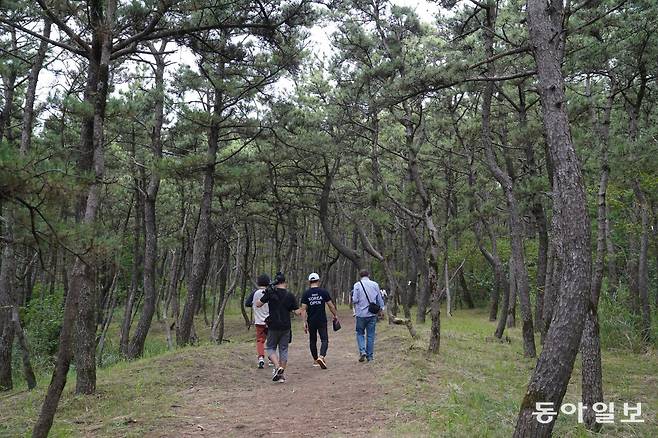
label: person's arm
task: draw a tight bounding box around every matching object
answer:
[327,300,338,320]
[324,290,338,319]
[300,303,308,332]
[351,286,359,304]
[375,285,385,317]
[255,289,268,307]
[290,294,302,316]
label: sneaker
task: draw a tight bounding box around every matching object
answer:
[258,357,265,369]
[278,374,286,383]
[272,366,284,382]
[312,360,321,368]
[268,361,274,367]
[358,353,367,363]
[317,356,327,369]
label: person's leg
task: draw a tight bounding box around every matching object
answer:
[319,323,329,358]
[355,317,366,360]
[256,325,267,365]
[308,322,319,360]
[265,330,279,369]
[366,316,377,361]
[268,330,285,382]
[279,329,290,369]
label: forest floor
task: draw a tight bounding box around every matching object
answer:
[1,307,657,437]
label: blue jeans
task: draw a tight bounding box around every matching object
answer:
[355,316,377,360]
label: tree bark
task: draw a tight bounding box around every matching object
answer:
[581,76,614,431]
[507,261,517,328]
[515,0,592,434]
[120,176,141,355]
[604,202,619,299]
[0,219,17,391]
[406,130,442,353]
[319,157,363,270]
[73,13,114,395]
[126,42,167,359]
[459,268,474,309]
[480,2,534,357]
[633,183,651,343]
[494,262,511,339]
[0,29,17,143]
[212,233,242,343]
[33,2,116,433]
[20,19,52,155]
[12,306,37,389]
[177,85,221,345]
[519,86,549,334]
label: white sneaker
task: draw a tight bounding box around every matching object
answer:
[258,357,265,369]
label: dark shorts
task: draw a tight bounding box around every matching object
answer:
[265,329,290,362]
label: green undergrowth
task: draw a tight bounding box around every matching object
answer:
[1,300,253,437]
[2,304,656,437]
[375,308,658,437]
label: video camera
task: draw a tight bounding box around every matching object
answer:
[265,271,286,294]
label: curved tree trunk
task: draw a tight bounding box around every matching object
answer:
[319,157,362,271]
[514,0,592,434]
[480,2,535,357]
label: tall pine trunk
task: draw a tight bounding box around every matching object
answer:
[581,76,614,431]
[177,86,221,345]
[126,43,166,359]
[515,0,592,434]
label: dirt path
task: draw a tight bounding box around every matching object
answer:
[153,311,390,437]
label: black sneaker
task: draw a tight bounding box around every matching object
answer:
[358,354,367,363]
[272,366,284,382]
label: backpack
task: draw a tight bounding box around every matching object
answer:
[244,289,257,308]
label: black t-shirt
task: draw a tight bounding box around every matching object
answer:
[301,287,332,325]
[259,287,299,331]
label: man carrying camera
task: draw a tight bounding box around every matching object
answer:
[255,273,300,383]
[351,270,385,363]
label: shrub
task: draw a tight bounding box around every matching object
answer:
[22,285,64,369]
[598,288,658,352]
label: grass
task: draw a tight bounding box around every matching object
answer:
[0,299,253,437]
[1,302,656,437]
[375,307,658,437]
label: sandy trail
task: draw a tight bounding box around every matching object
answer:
[152,311,388,437]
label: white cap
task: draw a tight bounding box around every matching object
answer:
[308,272,320,282]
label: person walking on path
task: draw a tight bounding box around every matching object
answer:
[300,272,339,369]
[352,270,385,363]
[251,274,270,369]
[255,273,300,383]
